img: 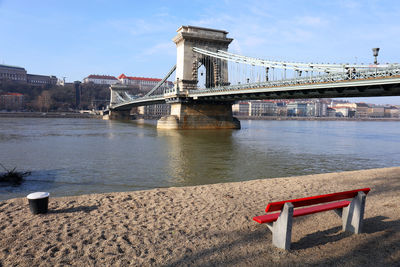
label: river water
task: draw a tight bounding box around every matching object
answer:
[1,117,399,200]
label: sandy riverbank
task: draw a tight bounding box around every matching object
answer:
[1,167,399,266]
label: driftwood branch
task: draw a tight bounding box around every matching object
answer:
[0,163,31,185]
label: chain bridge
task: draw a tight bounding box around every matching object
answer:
[105,25,400,129]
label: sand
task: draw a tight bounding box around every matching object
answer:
[0,167,399,266]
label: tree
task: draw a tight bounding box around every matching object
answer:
[50,85,75,111]
[36,91,52,112]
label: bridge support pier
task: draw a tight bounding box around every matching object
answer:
[103,110,132,121]
[157,102,240,130]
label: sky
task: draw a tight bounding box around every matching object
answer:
[0,0,400,104]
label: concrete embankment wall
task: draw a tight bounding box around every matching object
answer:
[0,112,101,119]
[236,115,400,121]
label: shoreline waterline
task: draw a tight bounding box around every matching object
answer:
[1,166,399,266]
[2,111,400,121]
[1,166,399,201]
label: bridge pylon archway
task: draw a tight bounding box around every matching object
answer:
[157,25,240,129]
[173,25,232,92]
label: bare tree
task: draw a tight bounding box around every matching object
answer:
[36,90,52,112]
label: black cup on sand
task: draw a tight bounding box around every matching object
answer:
[27,192,50,214]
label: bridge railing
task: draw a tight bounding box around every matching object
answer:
[190,66,400,94]
[112,65,400,107]
[164,86,178,95]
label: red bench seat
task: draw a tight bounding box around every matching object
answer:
[253,200,351,224]
[253,188,370,249]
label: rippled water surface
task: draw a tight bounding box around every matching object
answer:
[1,118,399,200]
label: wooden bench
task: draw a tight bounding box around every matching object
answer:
[253,188,370,249]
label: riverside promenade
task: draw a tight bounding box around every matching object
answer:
[0,167,399,266]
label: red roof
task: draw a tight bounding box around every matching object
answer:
[87,75,118,80]
[130,77,162,82]
[1,92,23,96]
[118,74,162,82]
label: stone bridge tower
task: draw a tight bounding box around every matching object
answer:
[173,25,232,92]
[157,26,240,129]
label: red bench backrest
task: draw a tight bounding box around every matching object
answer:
[265,188,370,213]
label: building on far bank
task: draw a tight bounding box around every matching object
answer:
[248,101,277,116]
[329,102,356,117]
[384,107,400,118]
[233,99,330,117]
[287,102,307,116]
[232,102,249,116]
[307,101,327,117]
[331,103,357,109]
[0,64,27,82]
[368,106,385,118]
[0,64,57,86]
[117,74,174,93]
[83,75,119,85]
[326,107,337,117]
[0,92,24,110]
[138,104,171,117]
[355,103,369,118]
[27,74,57,85]
[333,107,350,117]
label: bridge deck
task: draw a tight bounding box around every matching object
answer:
[110,75,400,110]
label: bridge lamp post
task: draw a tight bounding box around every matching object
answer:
[283,64,287,80]
[372,47,380,65]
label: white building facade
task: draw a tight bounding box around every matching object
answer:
[83,75,119,85]
[118,74,173,92]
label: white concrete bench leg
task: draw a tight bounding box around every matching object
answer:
[266,202,294,250]
[342,191,367,233]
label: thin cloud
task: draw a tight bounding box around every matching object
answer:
[143,42,175,56]
[108,18,174,37]
[339,0,361,9]
[281,28,314,43]
[191,14,236,30]
[295,16,327,27]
